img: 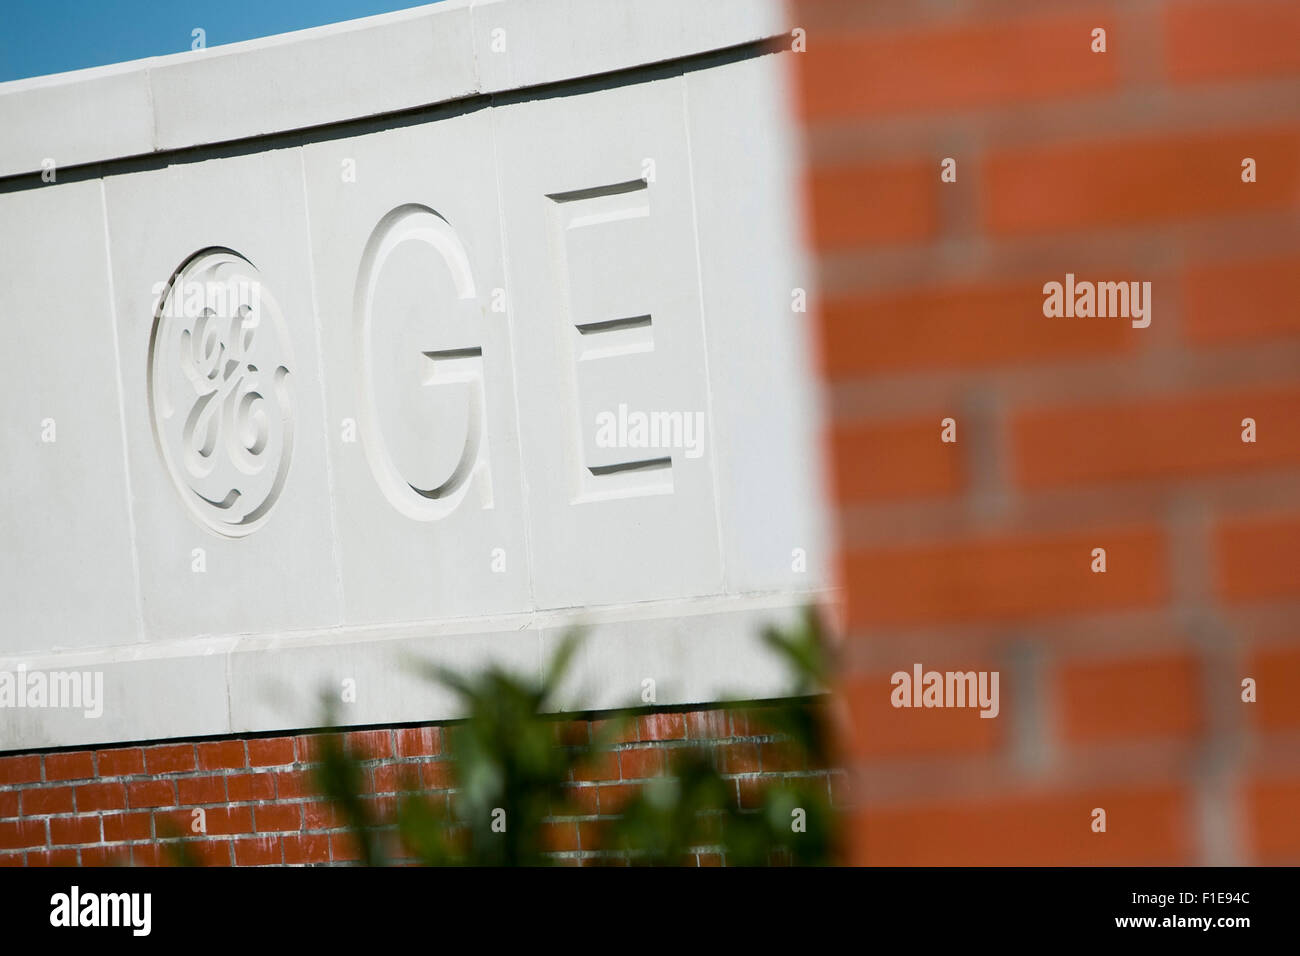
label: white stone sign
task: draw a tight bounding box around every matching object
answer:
[0,0,828,750]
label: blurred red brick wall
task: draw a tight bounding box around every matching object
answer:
[792,0,1300,863]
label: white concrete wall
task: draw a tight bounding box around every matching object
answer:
[0,0,828,751]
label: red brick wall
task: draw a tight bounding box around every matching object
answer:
[0,708,843,866]
[793,0,1300,863]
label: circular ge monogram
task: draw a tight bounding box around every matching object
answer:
[148,248,295,537]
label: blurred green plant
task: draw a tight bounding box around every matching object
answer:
[312,606,840,866]
[609,606,838,865]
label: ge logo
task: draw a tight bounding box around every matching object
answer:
[149,208,492,536]
[148,249,295,537]
[150,186,656,536]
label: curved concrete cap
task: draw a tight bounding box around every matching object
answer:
[0,0,792,179]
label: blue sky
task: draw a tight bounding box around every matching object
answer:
[0,0,437,83]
